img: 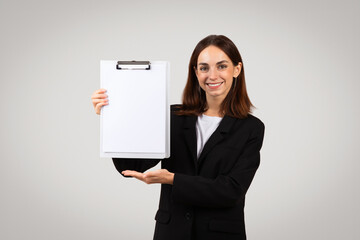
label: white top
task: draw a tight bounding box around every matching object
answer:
[196,114,223,158]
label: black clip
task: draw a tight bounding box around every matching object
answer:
[116,61,151,70]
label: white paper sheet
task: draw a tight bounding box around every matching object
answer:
[100,61,170,158]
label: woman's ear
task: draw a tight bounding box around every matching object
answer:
[233,62,242,78]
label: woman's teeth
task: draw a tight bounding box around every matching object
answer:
[207,82,222,87]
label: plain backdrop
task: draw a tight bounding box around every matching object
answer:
[0,0,359,239]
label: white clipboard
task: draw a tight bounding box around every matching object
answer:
[100,60,170,158]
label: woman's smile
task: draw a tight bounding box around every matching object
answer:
[206,81,224,89]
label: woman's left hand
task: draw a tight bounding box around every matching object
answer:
[122,169,174,185]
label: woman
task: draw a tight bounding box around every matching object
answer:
[91,35,265,240]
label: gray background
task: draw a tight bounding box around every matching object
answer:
[1,0,359,239]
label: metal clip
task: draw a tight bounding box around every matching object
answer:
[116,61,151,70]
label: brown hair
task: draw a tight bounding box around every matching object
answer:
[176,35,254,119]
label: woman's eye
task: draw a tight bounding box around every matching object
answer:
[218,64,227,70]
[199,66,209,72]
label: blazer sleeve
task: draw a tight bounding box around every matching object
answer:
[171,121,265,208]
[112,158,162,178]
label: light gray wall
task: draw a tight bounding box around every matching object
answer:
[1,0,359,239]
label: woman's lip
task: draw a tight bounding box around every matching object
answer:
[206,82,223,89]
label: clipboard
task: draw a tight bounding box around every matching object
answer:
[100,60,170,159]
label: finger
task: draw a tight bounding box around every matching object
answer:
[91,89,106,100]
[95,102,109,115]
[91,93,108,100]
[95,102,108,114]
[92,98,108,106]
[95,89,107,94]
[122,170,144,179]
[92,98,108,104]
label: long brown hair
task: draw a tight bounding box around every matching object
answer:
[176,35,254,119]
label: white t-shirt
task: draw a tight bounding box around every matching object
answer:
[196,114,223,158]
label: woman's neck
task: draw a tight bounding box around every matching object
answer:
[204,96,224,117]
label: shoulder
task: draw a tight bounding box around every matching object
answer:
[244,114,265,142]
[169,104,186,124]
[231,114,265,138]
[244,114,265,131]
[170,104,182,113]
[170,104,183,119]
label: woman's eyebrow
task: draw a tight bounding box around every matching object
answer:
[216,60,229,65]
[198,60,229,65]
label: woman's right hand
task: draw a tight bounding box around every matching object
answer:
[91,88,108,115]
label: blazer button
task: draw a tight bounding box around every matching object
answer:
[185,212,191,220]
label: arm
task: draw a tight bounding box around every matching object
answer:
[172,123,265,208]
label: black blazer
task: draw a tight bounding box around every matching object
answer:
[113,105,265,240]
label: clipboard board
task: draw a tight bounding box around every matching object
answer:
[100,60,170,159]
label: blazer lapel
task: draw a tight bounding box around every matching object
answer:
[197,115,237,166]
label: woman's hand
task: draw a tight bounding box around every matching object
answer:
[91,88,108,115]
[122,169,174,185]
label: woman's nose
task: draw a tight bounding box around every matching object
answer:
[208,68,218,80]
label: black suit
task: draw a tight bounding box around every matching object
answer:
[113,105,265,240]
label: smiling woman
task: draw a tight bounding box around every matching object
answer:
[91,35,265,240]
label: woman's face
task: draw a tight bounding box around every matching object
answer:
[195,45,241,102]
